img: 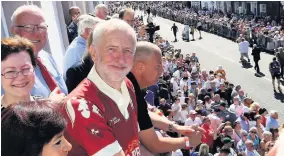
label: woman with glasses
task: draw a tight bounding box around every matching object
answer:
[1,36,36,111]
[248,127,260,151]
[2,100,72,156]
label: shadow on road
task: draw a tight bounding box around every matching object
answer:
[254,72,266,78]
[280,80,284,86]
[242,63,253,69]
[274,91,284,103]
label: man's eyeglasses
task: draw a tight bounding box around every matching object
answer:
[1,68,34,79]
[15,24,48,33]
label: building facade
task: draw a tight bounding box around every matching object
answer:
[200,1,282,18]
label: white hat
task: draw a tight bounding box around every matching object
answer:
[189,110,197,115]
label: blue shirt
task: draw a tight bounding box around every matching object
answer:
[248,135,260,150]
[237,117,250,132]
[1,50,68,97]
[147,85,159,98]
[144,90,154,106]
[266,116,279,131]
[63,36,87,80]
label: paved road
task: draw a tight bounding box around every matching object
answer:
[139,13,284,123]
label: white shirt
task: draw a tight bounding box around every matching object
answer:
[205,101,215,110]
[180,79,188,91]
[180,110,189,123]
[232,103,245,116]
[173,70,181,80]
[171,103,181,122]
[230,103,245,117]
[243,105,250,113]
[185,117,202,126]
[170,78,180,97]
[239,41,250,53]
[88,66,131,119]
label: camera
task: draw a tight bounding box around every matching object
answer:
[145,22,160,34]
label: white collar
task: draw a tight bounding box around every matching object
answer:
[87,66,131,119]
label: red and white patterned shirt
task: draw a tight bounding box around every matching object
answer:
[62,67,140,156]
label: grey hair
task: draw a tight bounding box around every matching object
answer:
[240,130,248,135]
[198,144,209,156]
[245,140,253,145]
[11,5,45,26]
[77,15,103,35]
[270,110,278,116]
[263,131,272,137]
[249,127,258,133]
[134,41,161,62]
[94,4,107,16]
[92,19,136,50]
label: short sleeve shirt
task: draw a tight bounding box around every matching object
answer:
[127,72,153,131]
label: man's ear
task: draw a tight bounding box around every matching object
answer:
[11,26,16,35]
[137,61,146,74]
[89,45,97,63]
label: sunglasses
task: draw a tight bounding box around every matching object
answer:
[250,131,257,134]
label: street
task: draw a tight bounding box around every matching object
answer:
[139,12,284,123]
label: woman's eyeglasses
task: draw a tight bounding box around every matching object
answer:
[1,68,34,79]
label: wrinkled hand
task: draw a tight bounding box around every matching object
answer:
[174,124,204,148]
[49,87,66,104]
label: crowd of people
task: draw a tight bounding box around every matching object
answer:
[132,1,284,93]
[1,1,284,156]
[140,1,284,52]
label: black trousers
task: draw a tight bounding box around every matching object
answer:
[254,59,260,73]
[149,36,154,43]
[173,31,177,40]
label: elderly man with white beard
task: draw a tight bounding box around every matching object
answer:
[62,19,140,156]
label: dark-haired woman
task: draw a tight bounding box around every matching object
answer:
[2,100,72,156]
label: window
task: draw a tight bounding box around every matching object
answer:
[260,4,266,13]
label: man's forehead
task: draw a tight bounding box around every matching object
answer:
[104,28,135,40]
[72,8,80,13]
[16,11,45,24]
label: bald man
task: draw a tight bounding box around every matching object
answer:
[127,41,203,155]
[67,6,81,43]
